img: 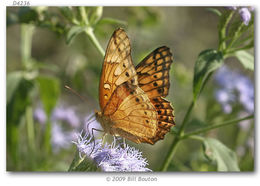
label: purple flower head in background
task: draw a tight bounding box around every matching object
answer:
[227,6,254,26]
[238,111,252,131]
[51,122,78,153]
[52,106,80,127]
[73,132,151,172]
[239,8,252,25]
[33,104,83,152]
[33,107,47,125]
[214,65,254,114]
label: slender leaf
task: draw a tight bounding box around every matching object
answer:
[206,8,222,16]
[97,17,127,26]
[59,7,74,22]
[37,76,60,116]
[68,151,100,172]
[202,138,240,171]
[7,72,23,104]
[66,26,85,45]
[89,7,103,26]
[234,51,254,70]
[7,78,33,126]
[193,49,224,101]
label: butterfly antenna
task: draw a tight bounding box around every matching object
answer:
[65,85,88,103]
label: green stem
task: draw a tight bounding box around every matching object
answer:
[187,135,205,142]
[225,41,254,54]
[79,7,89,26]
[26,106,36,168]
[179,100,195,136]
[181,115,254,140]
[218,11,234,51]
[43,117,52,155]
[225,23,244,53]
[160,137,180,171]
[21,24,35,70]
[85,27,105,57]
[26,106,36,152]
[160,100,195,171]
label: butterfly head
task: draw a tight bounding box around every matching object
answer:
[95,110,113,134]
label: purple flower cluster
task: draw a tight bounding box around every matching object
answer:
[228,6,254,25]
[214,65,254,114]
[74,133,151,172]
[33,105,99,152]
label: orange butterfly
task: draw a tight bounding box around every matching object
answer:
[95,28,175,144]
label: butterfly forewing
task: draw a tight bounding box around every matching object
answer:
[99,28,138,112]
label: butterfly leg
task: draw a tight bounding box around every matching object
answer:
[123,138,126,148]
[84,114,96,135]
[89,127,104,156]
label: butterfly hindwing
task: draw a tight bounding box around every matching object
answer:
[105,82,158,143]
[136,46,175,144]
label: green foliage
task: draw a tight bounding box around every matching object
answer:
[37,76,60,116]
[193,49,223,101]
[7,76,34,126]
[206,8,222,17]
[66,26,86,44]
[7,72,23,104]
[234,51,254,70]
[68,152,100,172]
[202,138,240,171]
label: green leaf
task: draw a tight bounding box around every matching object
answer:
[7,78,34,126]
[193,49,224,101]
[7,72,23,105]
[59,7,74,22]
[66,26,85,45]
[218,10,233,31]
[227,20,243,40]
[97,17,127,26]
[234,51,254,70]
[206,8,222,16]
[202,138,240,171]
[89,7,103,26]
[18,7,38,23]
[37,76,60,116]
[68,151,100,172]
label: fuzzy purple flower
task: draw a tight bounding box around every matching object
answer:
[239,8,251,25]
[34,104,82,152]
[33,107,47,124]
[214,66,254,114]
[51,122,78,153]
[73,132,151,172]
[52,107,80,127]
[227,6,254,26]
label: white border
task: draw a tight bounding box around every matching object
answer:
[1,0,259,186]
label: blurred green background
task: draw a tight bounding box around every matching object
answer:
[6,7,254,171]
